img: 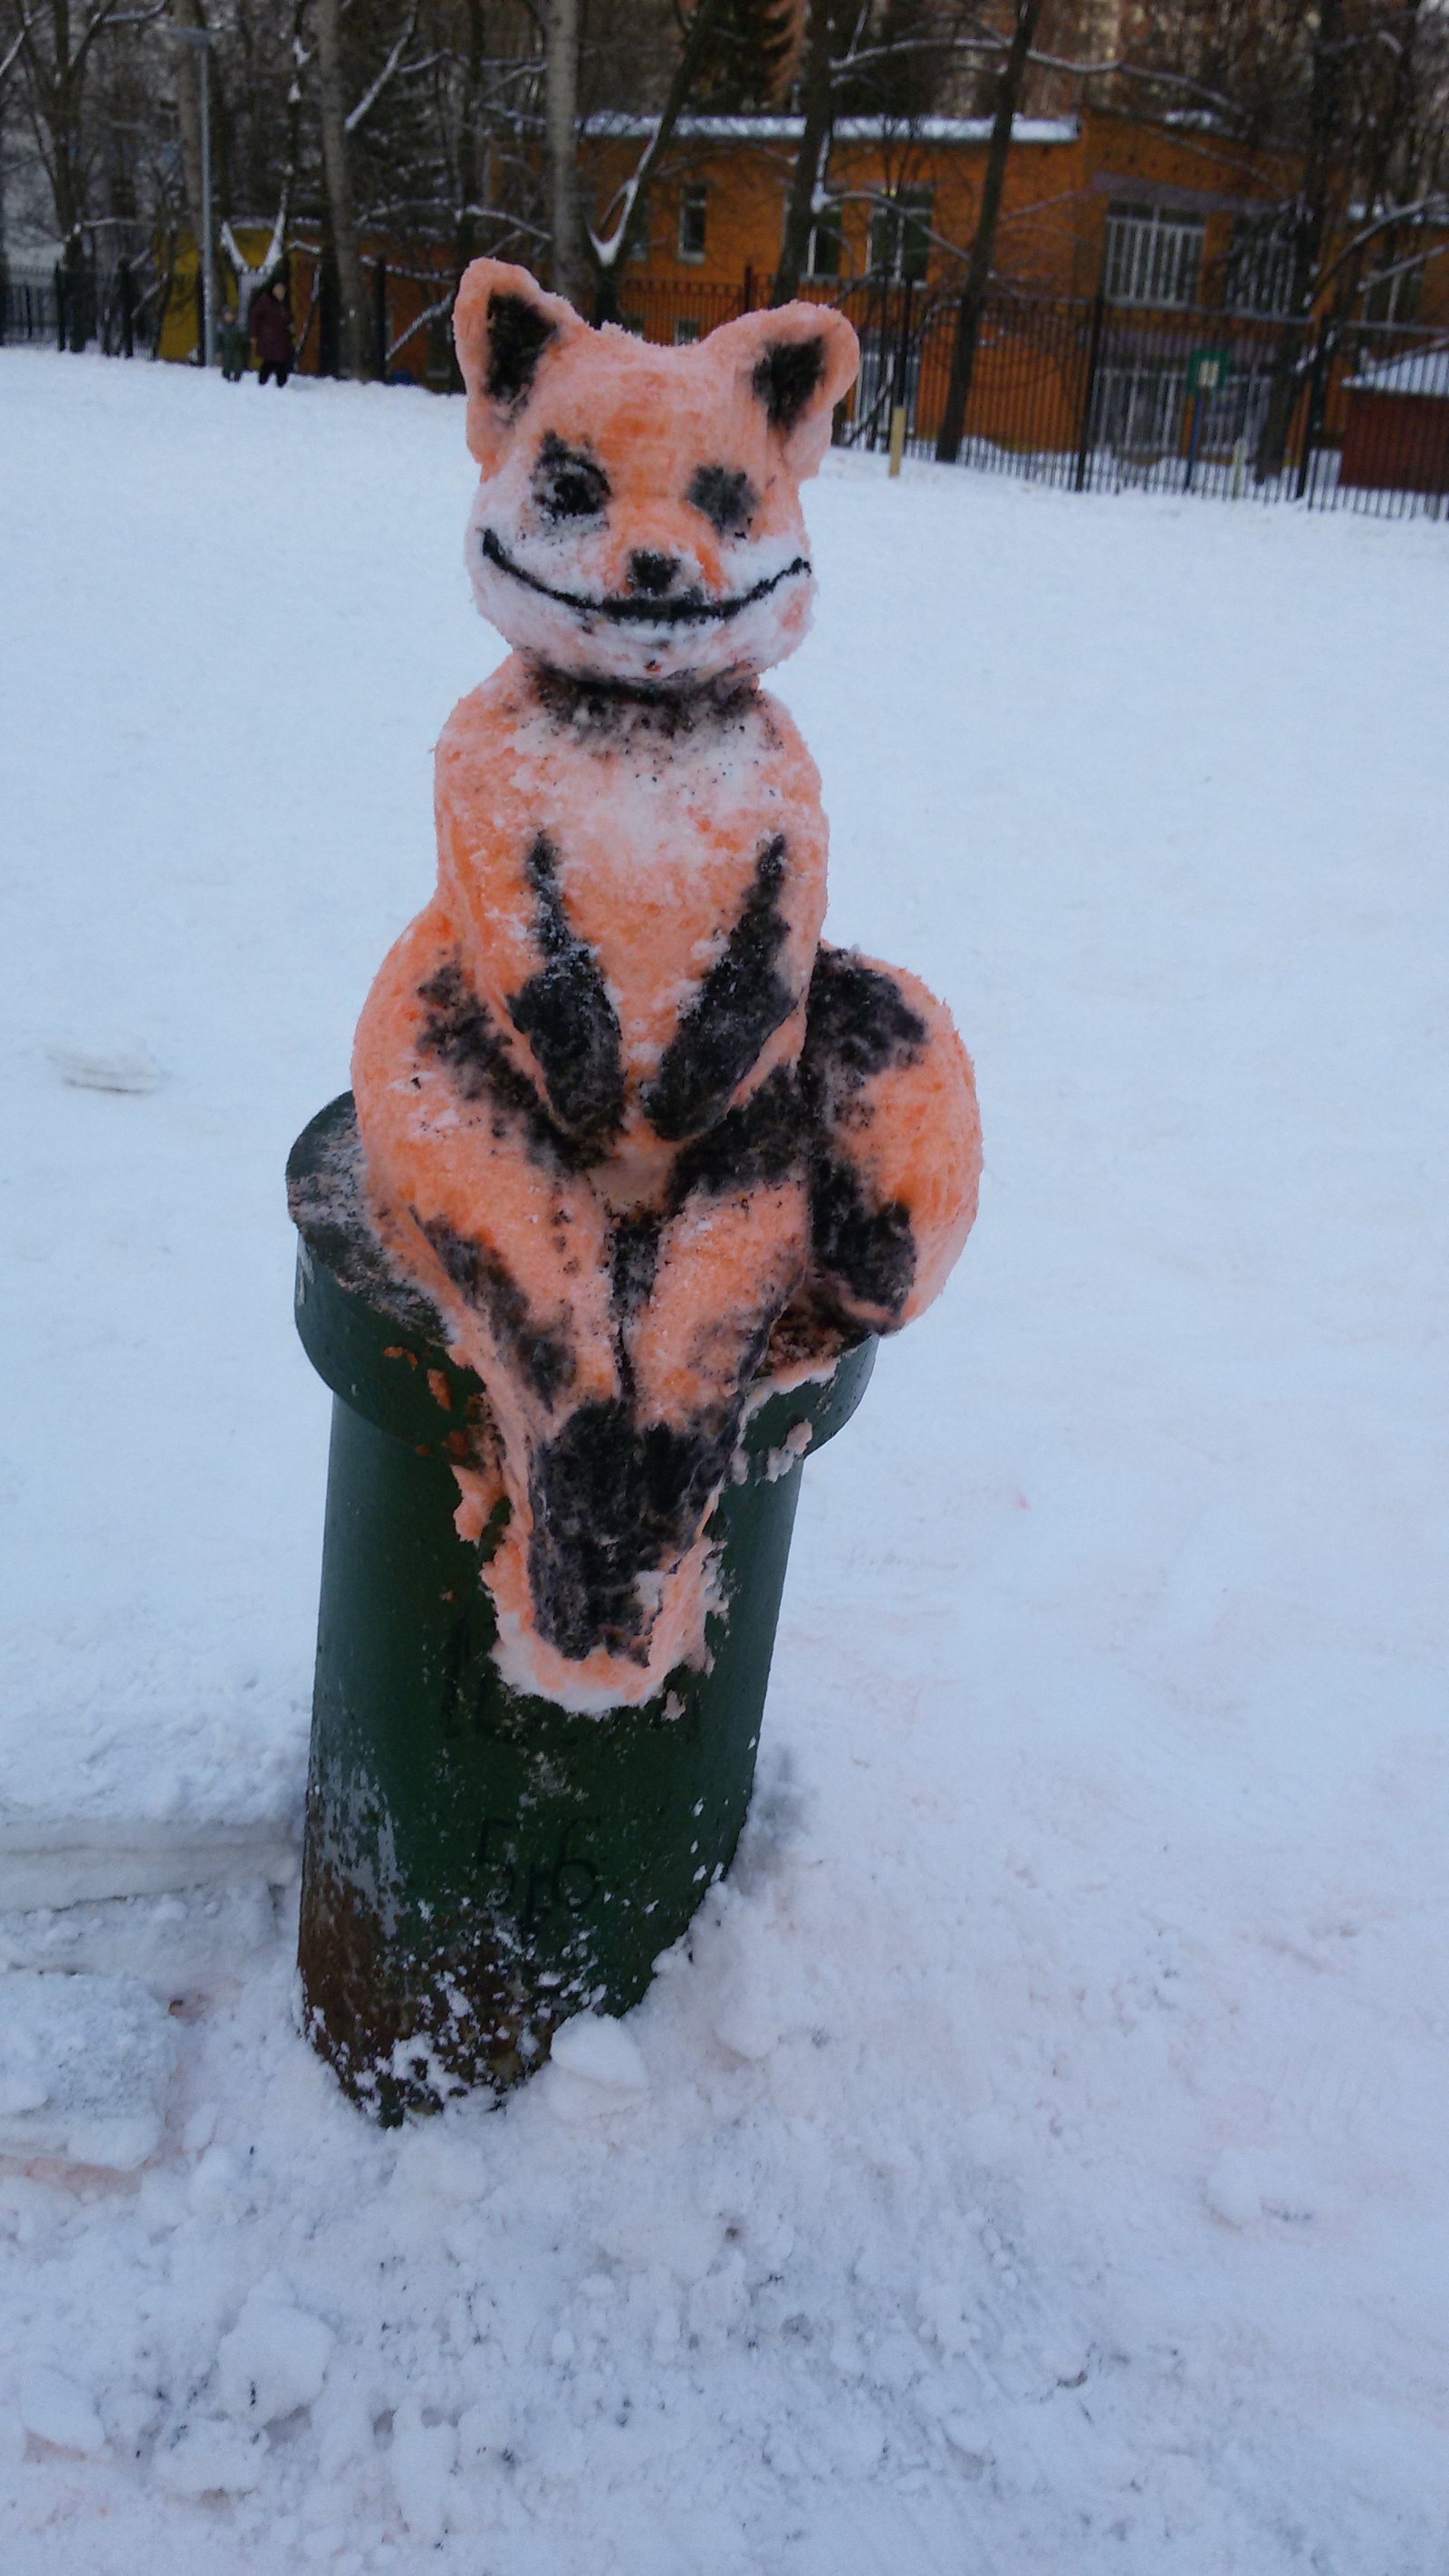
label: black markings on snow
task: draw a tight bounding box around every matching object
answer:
[528,1399,734,1662]
[807,1156,916,1323]
[687,465,759,538]
[478,527,809,629]
[419,1216,575,1409]
[627,550,679,597]
[667,1062,809,1206]
[485,291,555,407]
[533,432,610,524]
[416,928,934,1655]
[609,1211,662,1318]
[800,945,926,1105]
[752,336,827,434]
[798,945,925,1323]
[415,957,602,1177]
[531,664,758,741]
[644,836,796,1142]
[506,836,625,1142]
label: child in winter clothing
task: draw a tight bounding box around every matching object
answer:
[250,277,294,386]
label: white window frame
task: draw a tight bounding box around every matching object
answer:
[868,187,933,286]
[1362,257,1423,323]
[677,184,707,264]
[805,201,843,282]
[855,330,922,437]
[1104,203,1204,308]
[1225,211,1295,317]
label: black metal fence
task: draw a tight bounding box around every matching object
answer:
[3,255,156,358]
[7,255,1445,519]
[812,283,1449,521]
[2,274,60,345]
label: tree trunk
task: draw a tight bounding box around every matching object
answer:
[588,0,733,323]
[545,0,584,305]
[315,0,369,380]
[935,0,1042,464]
[448,0,487,387]
[1256,0,1345,479]
[772,0,837,306]
[33,0,91,350]
[166,0,206,355]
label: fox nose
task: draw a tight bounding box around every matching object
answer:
[627,550,679,597]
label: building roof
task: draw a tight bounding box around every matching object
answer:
[1346,344,1449,398]
[582,115,1080,149]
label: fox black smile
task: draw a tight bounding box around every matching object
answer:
[480,528,811,626]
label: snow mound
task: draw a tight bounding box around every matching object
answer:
[18,2364,106,2456]
[215,2276,335,2424]
[153,2418,270,2496]
[48,1035,159,1094]
[0,1970,177,2169]
[545,2012,651,2121]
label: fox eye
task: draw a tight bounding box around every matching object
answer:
[534,434,610,523]
[688,465,757,539]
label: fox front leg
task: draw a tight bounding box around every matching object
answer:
[527,1075,811,1664]
[352,902,619,1427]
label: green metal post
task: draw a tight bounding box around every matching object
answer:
[288,1095,875,2122]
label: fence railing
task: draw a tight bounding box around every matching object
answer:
[8,258,1446,518]
[809,284,1448,520]
[3,260,154,358]
[2,276,61,345]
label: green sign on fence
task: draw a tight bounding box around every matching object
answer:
[1188,347,1232,395]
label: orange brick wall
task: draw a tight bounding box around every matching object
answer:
[581,110,1303,309]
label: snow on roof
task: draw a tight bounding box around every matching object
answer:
[1347,344,1449,398]
[583,113,1080,148]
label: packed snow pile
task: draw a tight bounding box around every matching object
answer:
[0,1973,176,2170]
[1,347,1446,2575]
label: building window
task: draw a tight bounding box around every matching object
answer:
[1225,210,1295,316]
[673,318,702,344]
[855,332,922,437]
[1091,357,1188,457]
[677,185,707,264]
[1362,252,1422,323]
[805,202,842,281]
[627,192,650,262]
[1103,202,1204,307]
[868,188,933,285]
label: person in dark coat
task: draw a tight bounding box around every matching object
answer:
[250,277,294,386]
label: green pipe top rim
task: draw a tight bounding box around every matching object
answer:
[287,1092,876,1464]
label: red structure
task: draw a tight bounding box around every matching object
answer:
[1339,349,1449,496]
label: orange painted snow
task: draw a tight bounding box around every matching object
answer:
[353,261,981,1712]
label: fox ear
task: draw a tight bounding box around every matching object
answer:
[712,303,859,478]
[453,260,585,472]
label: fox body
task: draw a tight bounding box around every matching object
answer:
[353,261,981,1712]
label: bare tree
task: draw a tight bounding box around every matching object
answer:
[5,0,128,341]
[773,0,843,302]
[935,0,1042,458]
[543,0,584,299]
[585,0,734,319]
[314,0,369,372]
[164,0,207,329]
[1127,1,1449,471]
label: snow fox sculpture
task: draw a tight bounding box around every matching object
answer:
[353,259,981,1713]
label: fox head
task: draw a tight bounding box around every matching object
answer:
[452,259,859,692]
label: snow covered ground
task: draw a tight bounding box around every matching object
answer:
[1,346,1446,2574]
